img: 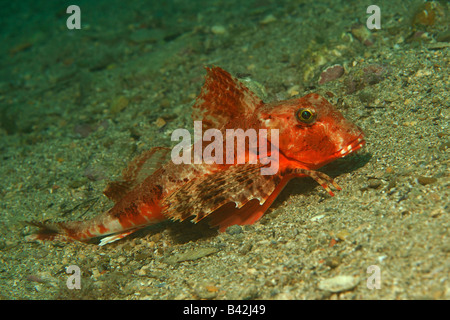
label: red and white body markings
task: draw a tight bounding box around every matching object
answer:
[26,67,365,245]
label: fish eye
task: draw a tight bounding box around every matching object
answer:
[296,108,316,124]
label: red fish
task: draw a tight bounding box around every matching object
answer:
[27,67,365,245]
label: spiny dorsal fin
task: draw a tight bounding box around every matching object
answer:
[192,66,263,131]
[104,147,171,203]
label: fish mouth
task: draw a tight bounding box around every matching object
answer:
[336,133,366,158]
[280,133,366,169]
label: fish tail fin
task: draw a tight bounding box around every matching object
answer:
[26,220,144,245]
[25,221,84,242]
[27,199,166,245]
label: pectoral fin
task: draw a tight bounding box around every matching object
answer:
[162,164,281,224]
[163,164,341,232]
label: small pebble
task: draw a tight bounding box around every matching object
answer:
[238,242,253,255]
[324,256,342,269]
[430,208,444,218]
[211,25,226,35]
[336,230,350,241]
[154,117,166,129]
[310,214,326,221]
[414,69,432,78]
[260,14,277,25]
[239,285,259,300]
[367,179,382,189]
[351,24,374,46]
[162,247,219,264]
[226,225,243,235]
[193,282,219,300]
[111,96,129,114]
[287,85,300,97]
[318,275,359,293]
[417,176,437,185]
[318,64,345,85]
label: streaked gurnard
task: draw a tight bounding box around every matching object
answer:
[27,66,365,245]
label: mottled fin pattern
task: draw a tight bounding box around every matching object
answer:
[192,66,263,131]
[104,147,170,203]
[205,168,341,231]
[162,164,281,223]
[162,162,342,230]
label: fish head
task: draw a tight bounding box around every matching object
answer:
[259,93,365,169]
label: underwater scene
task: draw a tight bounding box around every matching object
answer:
[0,0,448,300]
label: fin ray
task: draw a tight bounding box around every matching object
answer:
[162,163,280,223]
[192,66,263,131]
[104,147,171,202]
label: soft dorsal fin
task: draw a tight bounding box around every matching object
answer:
[103,147,171,203]
[192,66,263,131]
